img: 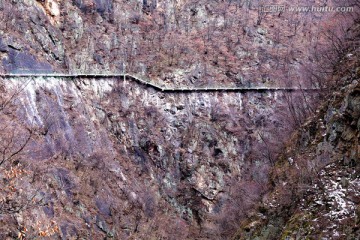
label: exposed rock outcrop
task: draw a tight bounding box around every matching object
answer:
[235,33,360,240]
[0,77,314,238]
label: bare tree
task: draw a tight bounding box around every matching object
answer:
[0,80,60,239]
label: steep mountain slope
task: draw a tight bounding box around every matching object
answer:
[235,23,360,239]
[0,0,359,239]
[0,0,354,87]
[0,76,312,239]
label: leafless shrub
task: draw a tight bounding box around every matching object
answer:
[0,79,59,238]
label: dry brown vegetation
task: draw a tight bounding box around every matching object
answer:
[233,10,360,238]
[0,0,359,239]
[0,81,60,239]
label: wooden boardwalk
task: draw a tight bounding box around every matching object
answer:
[0,73,323,92]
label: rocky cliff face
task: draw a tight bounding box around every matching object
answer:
[0,0,358,239]
[235,26,360,239]
[0,0,349,86]
[1,76,316,239]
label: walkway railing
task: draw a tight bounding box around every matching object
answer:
[0,73,323,92]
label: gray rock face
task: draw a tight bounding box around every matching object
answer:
[93,0,113,15]
[2,48,52,73]
[0,0,335,88]
[0,76,316,238]
[0,33,52,73]
[237,82,360,239]
[0,0,354,238]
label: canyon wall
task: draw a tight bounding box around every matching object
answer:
[0,76,317,238]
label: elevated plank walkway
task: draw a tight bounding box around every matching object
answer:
[0,73,323,93]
